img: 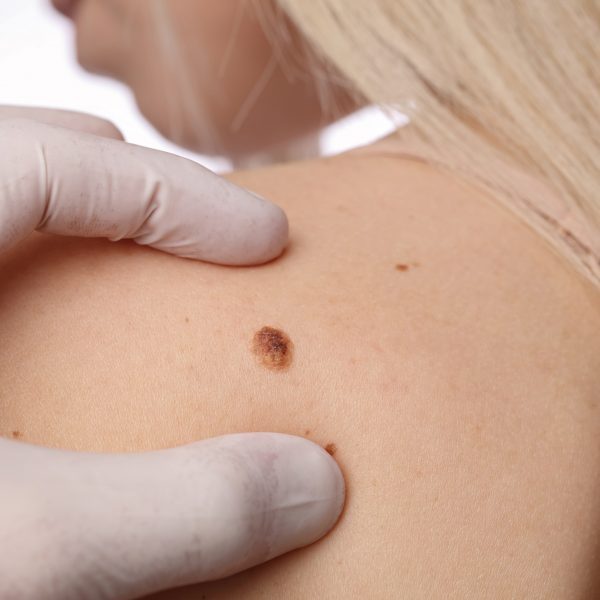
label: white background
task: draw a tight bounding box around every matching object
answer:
[0,0,398,171]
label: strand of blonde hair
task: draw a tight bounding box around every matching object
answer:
[277,0,600,287]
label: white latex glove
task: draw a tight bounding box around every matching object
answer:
[0,106,288,264]
[0,108,345,600]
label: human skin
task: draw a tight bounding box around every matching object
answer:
[1,139,599,598]
[0,109,347,599]
[53,0,356,158]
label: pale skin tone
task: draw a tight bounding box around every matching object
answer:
[56,0,354,157]
[0,111,345,599]
[3,144,600,598]
[4,0,600,597]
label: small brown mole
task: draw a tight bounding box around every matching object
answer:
[252,326,293,371]
[324,443,337,456]
[11,430,22,439]
[395,262,420,272]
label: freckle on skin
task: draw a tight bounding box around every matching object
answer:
[395,262,420,271]
[184,317,190,323]
[325,443,337,456]
[11,431,22,439]
[252,326,293,371]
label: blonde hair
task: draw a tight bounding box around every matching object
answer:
[272,0,600,287]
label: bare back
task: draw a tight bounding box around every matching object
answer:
[1,141,599,599]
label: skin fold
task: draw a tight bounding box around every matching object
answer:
[2,141,599,598]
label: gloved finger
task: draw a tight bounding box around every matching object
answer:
[0,106,124,140]
[0,433,345,600]
[0,118,288,265]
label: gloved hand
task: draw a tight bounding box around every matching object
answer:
[0,107,345,600]
[0,105,288,264]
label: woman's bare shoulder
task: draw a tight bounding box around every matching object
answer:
[154,151,600,599]
[228,143,599,330]
[1,146,599,599]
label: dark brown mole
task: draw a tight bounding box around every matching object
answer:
[11,431,22,439]
[324,443,337,456]
[252,326,293,371]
